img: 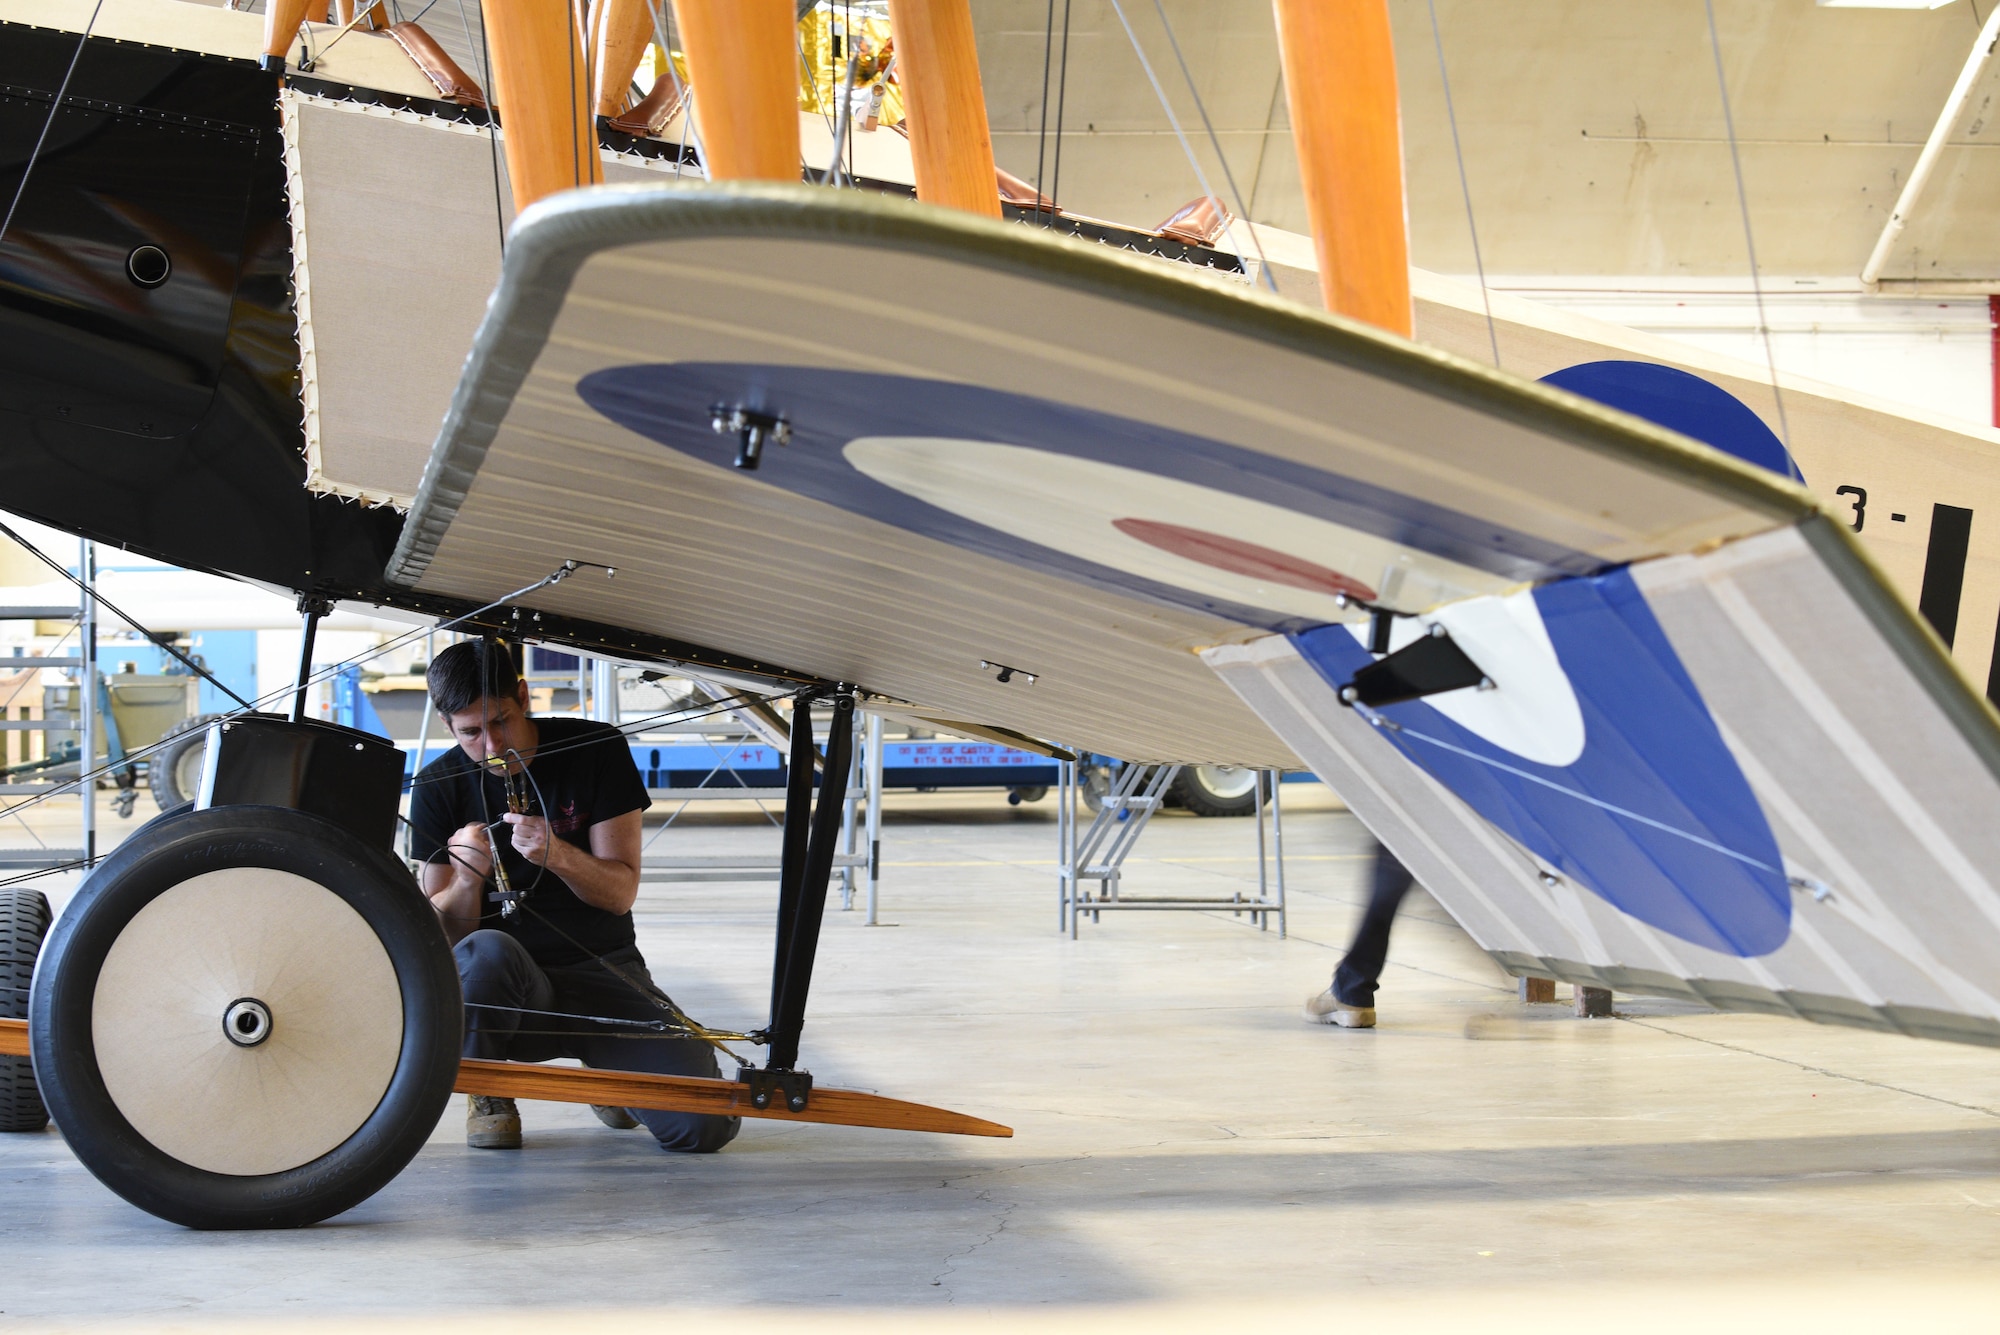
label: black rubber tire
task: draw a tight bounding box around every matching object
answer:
[0,888,51,1132]
[29,805,461,1229]
[1172,765,1259,818]
[148,714,223,812]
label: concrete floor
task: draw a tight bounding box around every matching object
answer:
[6,787,2000,1323]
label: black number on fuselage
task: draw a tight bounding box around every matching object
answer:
[1834,486,1867,533]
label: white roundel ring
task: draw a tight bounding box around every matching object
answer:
[844,436,1508,621]
[90,867,405,1176]
[1349,586,1587,768]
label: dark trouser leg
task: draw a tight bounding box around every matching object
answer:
[548,951,742,1155]
[455,929,557,1062]
[1331,842,1416,1007]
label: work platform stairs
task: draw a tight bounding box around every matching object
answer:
[1057,758,1287,938]
[0,540,102,870]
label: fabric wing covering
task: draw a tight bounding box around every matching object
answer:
[1208,518,2000,1046]
[390,182,2000,1046]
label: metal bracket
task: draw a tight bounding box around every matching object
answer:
[738,1065,814,1112]
[979,659,1037,685]
[1368,606,1395,655]
[710,405,792,471]
[1338,623,1492,709]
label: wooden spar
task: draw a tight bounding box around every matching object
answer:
[0,1019,1010,1138]
[670,0,799,181]
[593,0,658,117]
[886,0,1003,218]
[483,0,603,216]
[1271,0,1412,337]
[332,0,388,31]
[459,1059,1015,1137]
[259,0,317,70]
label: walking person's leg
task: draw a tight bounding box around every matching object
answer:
[1304,840,1415,1028]
[454,928,555,1147]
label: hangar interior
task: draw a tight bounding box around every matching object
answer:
[6,0,2000,1329]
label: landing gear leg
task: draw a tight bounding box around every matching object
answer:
[746,688,855,1112]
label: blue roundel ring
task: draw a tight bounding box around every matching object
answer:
[1540,360,1803,482]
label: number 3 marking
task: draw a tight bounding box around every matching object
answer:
[1835,485,1867,533]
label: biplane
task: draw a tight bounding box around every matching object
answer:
[6,0,2000,1232]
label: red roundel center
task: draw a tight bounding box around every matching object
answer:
[1111,518,1378,602]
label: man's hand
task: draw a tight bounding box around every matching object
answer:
[503,812,553,867]
[426,821,496,947]
[447,821,494,882]
[499,809,641,915]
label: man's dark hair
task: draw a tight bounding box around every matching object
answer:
[426,639,521,717]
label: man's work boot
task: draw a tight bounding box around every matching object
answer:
[590,1104,640,1130]
[1302,987,1377,1029]
[467,1095,522,1149]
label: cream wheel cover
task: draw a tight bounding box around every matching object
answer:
[91,867,404,1176]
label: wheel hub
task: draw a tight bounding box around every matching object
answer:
[222,997,273,1048]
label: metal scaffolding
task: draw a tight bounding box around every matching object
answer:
[1057,759,1286,938]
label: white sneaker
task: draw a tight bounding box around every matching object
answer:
[1302,987,1377,1028]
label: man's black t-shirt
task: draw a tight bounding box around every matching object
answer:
[409,718,651,967]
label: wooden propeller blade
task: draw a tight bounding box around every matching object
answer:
[456,1058,1013,1137]
[0,1020,1009,1138]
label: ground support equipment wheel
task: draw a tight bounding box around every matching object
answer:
[1,888,51,1131]
[148,714,224,812]
[1171,765,1259,817]
[29,805,461,1228]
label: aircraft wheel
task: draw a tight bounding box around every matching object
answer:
[1172,765,1259,817]
[29,805,460,1229]
[147,715,221,812]
[1,888,51,1132]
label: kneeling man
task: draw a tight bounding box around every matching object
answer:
[410,639,739,1154]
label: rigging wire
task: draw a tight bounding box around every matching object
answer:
[294,2,399,66]
[0,0,104,249]
[0,520,254,710]
[1033,0,1057,213]
[504,735,758,1056]
[415,707,762,1060]
[645,0,708,178]
[819,54,860,186]
[1701,0,1792,448]
[460,0,507,256]
[1142,0,1277,294]
[568,0,582,192]
[1424,0,1500,369]
[1103,4,1218,224]
[1049,0,1073,228]
[0,563,590,835]
[1351,701,1785,875]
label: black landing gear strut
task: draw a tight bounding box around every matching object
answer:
[742,687,855,1114]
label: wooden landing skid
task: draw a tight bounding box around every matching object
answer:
[0,1021,1008,1138]
[457,1058,1011,1137]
